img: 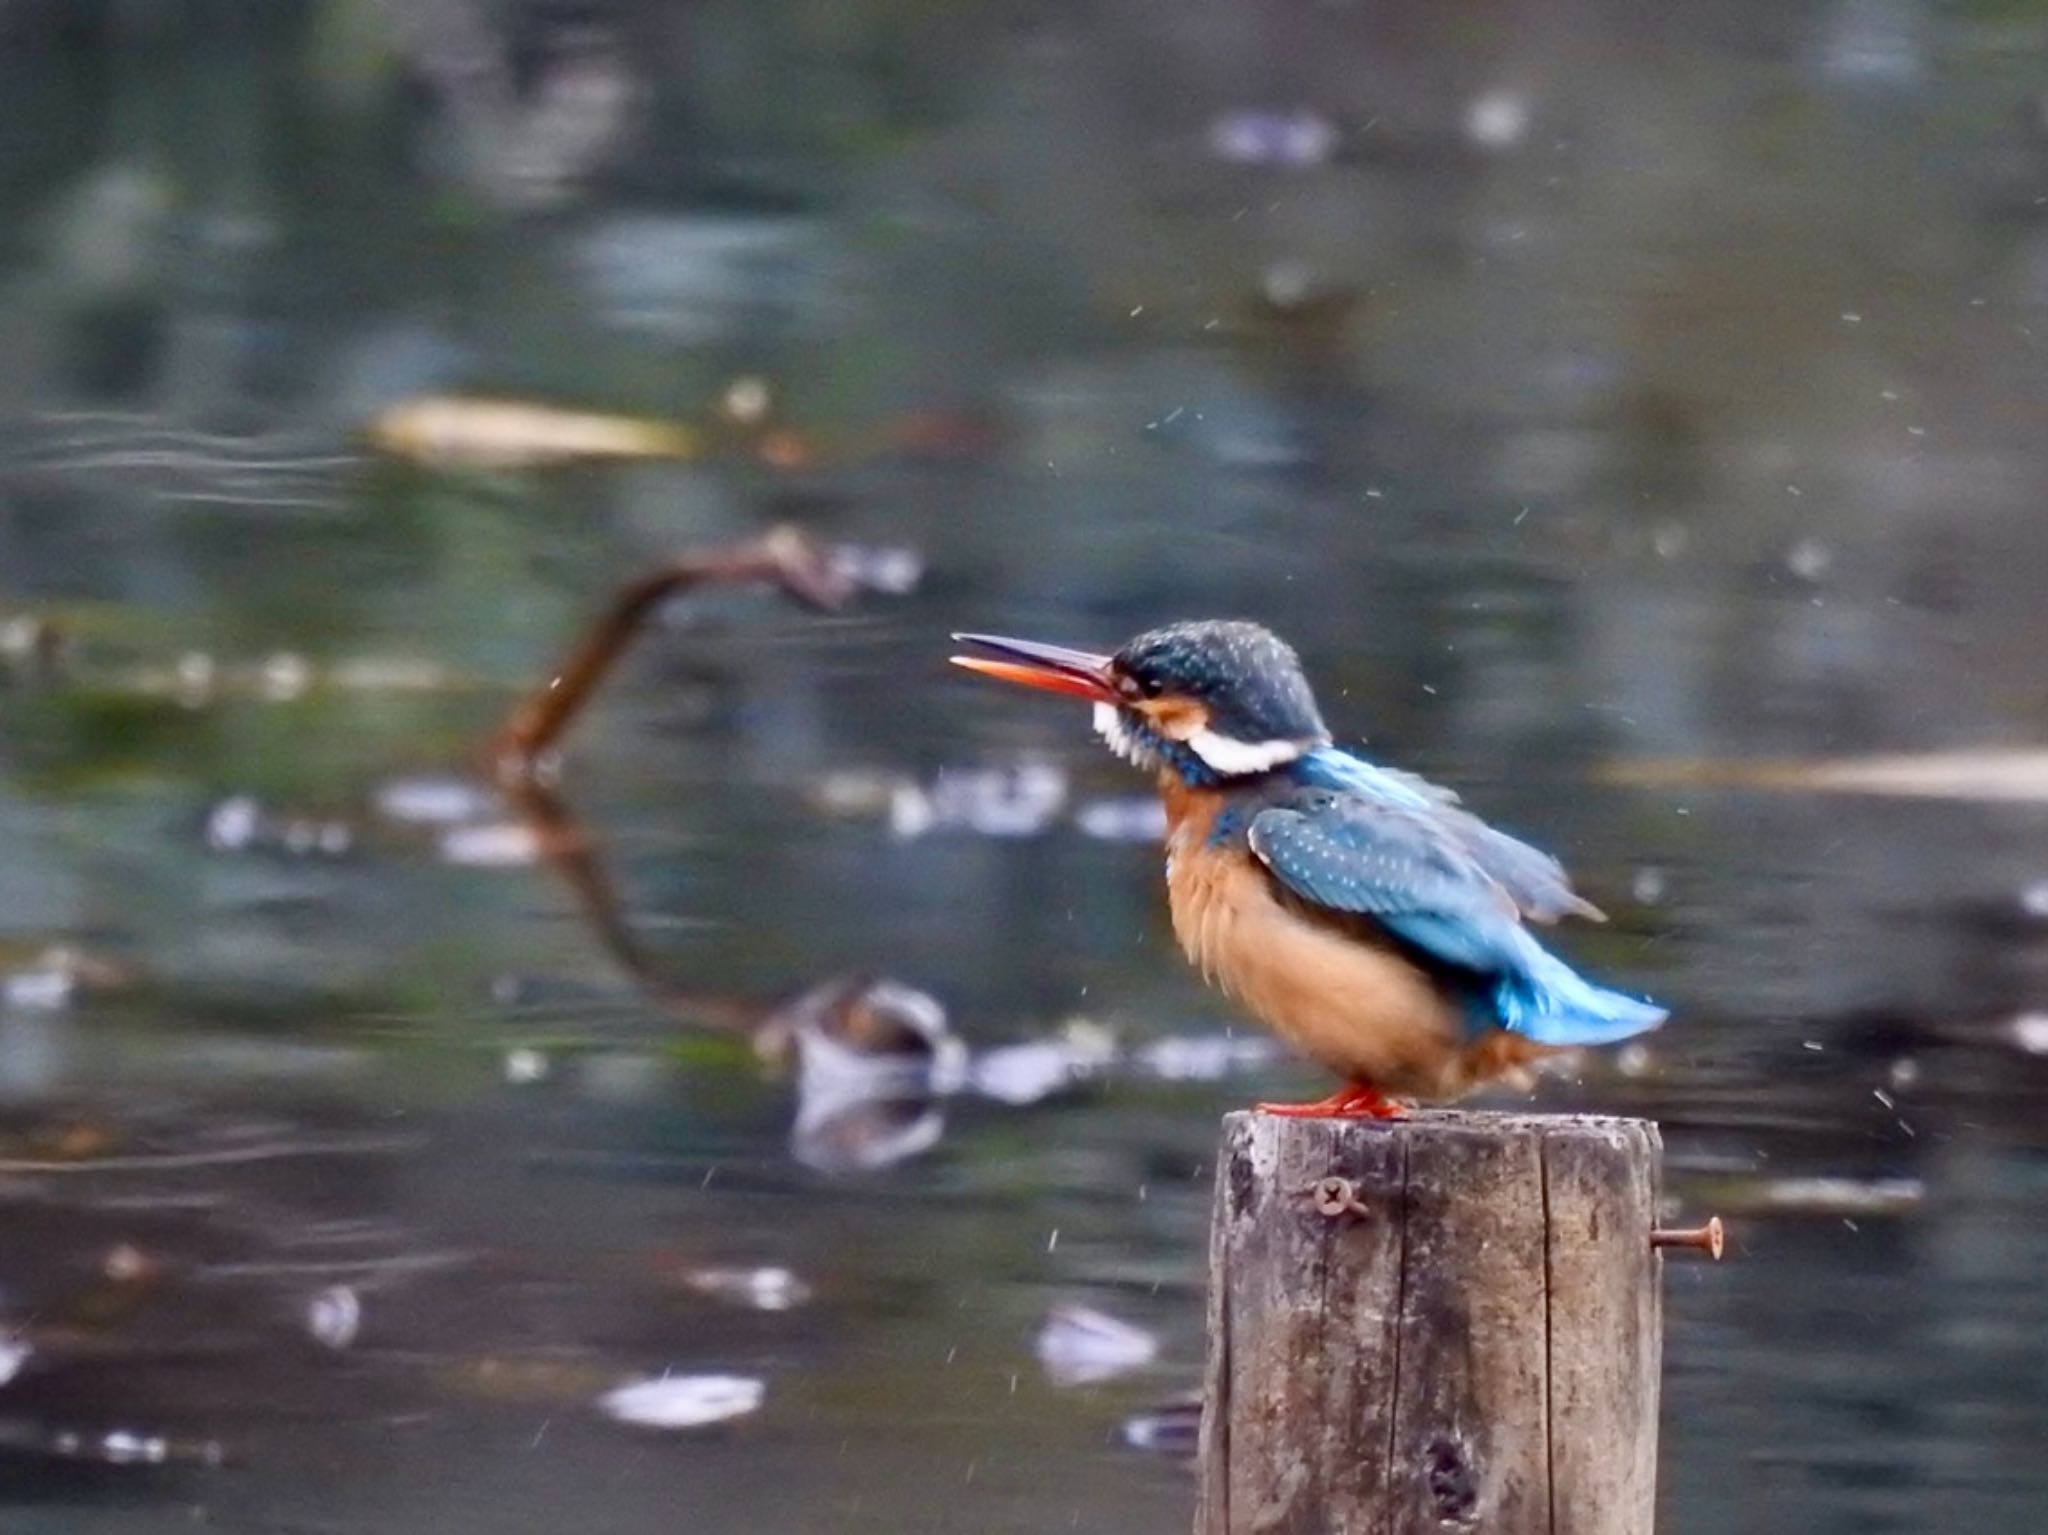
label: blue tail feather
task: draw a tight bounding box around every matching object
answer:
[1493,938,1666,1047]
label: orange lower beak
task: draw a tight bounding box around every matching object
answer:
[949,633,1117,704]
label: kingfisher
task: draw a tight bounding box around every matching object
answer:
[950,621,1664,1117]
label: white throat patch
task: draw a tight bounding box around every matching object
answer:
[1092,703,1303,777]
[1185,728,1305,777]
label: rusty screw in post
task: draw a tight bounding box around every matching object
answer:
[1308,1176,1370,1220]
[1651,1215,1725,1260]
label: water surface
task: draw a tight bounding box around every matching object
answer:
[0,3,2045,1531]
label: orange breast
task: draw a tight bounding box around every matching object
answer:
[1159,779,1529,1099]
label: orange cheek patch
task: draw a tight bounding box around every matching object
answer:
[1137,696,1210,741]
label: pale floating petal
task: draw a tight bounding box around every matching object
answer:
[3,966,74,1012]
[375,776,500,825]
[1072,796,1167,842]
[1035,1305,1158,1387]
[972,1042,1086,1106]
[684,1266,812,1313]
[826,542,924,596]
[598,1373,764,1430]
[438,822,543,867]
[0,1335,31,1386]
[1120,1395,1201,1455]
[205,794,264,851]
[503,1047,550,1085]
[306,1285,362,1350]
[972,1021,1117,1106]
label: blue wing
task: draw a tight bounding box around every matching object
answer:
[1296,747,1605,924]
[1246,789,1664,1047]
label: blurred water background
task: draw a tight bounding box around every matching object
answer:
[0,1,2044,1530]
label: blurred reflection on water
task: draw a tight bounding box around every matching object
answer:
[1,1,2046,1531]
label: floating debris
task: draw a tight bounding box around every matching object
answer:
[817,766,1158,843]
[972,1043,1085,1107]
[0,613,66,674]
[0,1419,227,1468]
[792,1093,945,1176]
[375,776,500,826]
[971,1021,1118,1106]
[1133,1033,1280,1083]
[326,658,463,694]
[204,795,262,852]
[767,976,962,1173]
[1786,537,1834,583]
[1465,89,1531,149]
[597,1373,764,1430]
[966,1023,1114,1105]
[503,1047,551,1086]
[257,651,314,703]
[777,976,961,1078]
[825,542,924,597]
[438,821,544,868]
[1036,1305,1159,1388]
[1,947,134,1011]
[682,1266,812,1313]
[101,1430,170,1465]
[306,1285,362,1350]
[888,758,1069,840]
[720,376,773,426]
[101,1243,156,1284]
[485,526,908,776]
[2009,1013,2048,1055]
[0,1336,30,1387]
[365,397,699,470]
[1072,796,1167,842]
[3,963,74,1012]
[808,769,903,820]
[1816,0,1925,87]
[1208,109,1338,168]
[1120,1394,1201,1456]
[34,651,469,710]
[203,795,353,858]
[1602,749,2048,802]
[572,213,823,343]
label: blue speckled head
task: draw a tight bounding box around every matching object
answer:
[1099,621,1331,784]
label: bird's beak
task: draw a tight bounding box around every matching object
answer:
[949,632,1117,703]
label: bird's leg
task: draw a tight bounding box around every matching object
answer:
[1255,1081,1409,1120]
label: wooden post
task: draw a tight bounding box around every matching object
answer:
[1195,1110,1662,1535]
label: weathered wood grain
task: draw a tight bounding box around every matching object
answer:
[1195,1110,1662,1535]
[1542,1117,1661,1535]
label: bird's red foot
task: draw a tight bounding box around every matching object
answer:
[1255,1082,1409,1120]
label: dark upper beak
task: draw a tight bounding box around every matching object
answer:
[949,632,1117,703]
